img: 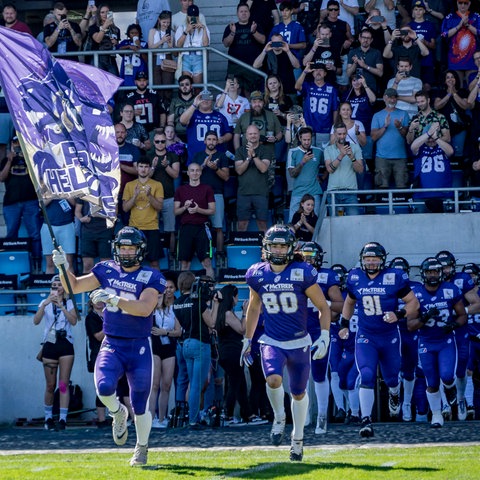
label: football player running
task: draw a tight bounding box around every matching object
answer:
[408,257,467,428]
[53,226,166,466]
[241,225,331,461]
[341,242,419,438]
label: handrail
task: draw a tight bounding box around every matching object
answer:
[52,45,267,94]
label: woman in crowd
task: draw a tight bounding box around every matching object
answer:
[150,277,182,428]
[215,76,249,128]
[33,275,77,431]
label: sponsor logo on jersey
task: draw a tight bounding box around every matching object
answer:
[264,283,294,292]
[357,336,369,344]
[136,270,153,283]
[358,287,386,295]
[317,272,328,284]
[444,289,454,299]
[291,268,304,282]
[108,278,138,292]
[350,273,359,281]
[383,273,395,285]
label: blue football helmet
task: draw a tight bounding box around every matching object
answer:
[262,224,297,265]
[112,226,147,268]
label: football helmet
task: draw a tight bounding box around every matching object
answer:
[299,242,325,268]
[262,224,297,265]
[463,263,480,285]
[112,226,147,268]
[331,263,348,289]
[359,242,387,275]
[388,257,410,274]
[436,250,456,280]
[420,257,443,287]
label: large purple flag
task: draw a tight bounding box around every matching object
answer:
[0,26,123,226]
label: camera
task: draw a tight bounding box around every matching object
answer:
[190,277,217,302]
[56,329,67,340]
[13,147,21,155]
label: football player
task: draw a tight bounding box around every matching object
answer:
[241,225,331,461]
[408,257,467,428]
[436,250,480,420]
[299,242,344,434]
[53,226,167,466]
[341,242,420,438]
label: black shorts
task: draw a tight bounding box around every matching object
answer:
[151,335,176,359]
[42,337,74,360]
[81,227,114,259]
[177,224,212,262]
[143,229,164,262]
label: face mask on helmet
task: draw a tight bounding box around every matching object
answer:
[388,257,410,274]
[421,258,443,287]
[262,225,297,266]
[360,242,386,274]
[299,242,324,268]
[436,251,456,279]
[112,227,147,268]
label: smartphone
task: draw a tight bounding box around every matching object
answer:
[271,41,283,48]
[227,73,235,81]
[60,14,67,20]
[166,28,171,36]
[190,16,197,25]
[107,11,114,19]
[88,0,95,6]
[371,15,384,23]
[344,141,350,147]
[307,149,313,156]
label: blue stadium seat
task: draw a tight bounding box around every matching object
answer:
[0,291,16,315]
[0,251,30,281]
[226,245,261,269]
[26,290,49,313]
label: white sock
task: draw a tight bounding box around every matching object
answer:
[135,411,152,446]
[466,375,474,405]
[456,376,467,400]
[314,380,330,417]
[291,394,309,441]
[330,371,345,410]
[426,390,442,413]
[348,388,360,417]
[359,387,375,418]
[402,379,415,404]
[99,394,121,414]
[266,384,286,421]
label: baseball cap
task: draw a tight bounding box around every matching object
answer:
[412,1,426,8]
[384,88,398,97]
[250,90,264,101]
[200,89,213,100]
[187,5,199,16]
[135,71,148,80]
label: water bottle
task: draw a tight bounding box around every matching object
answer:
[220,408,226,427]
[303,1,309,12]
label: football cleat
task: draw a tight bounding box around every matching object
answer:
[359,416,374,438]
[44,418,56,431]
[111,403,129,446]
[467,405,475,420]
[130,443,148,466]
[289,438,303,462]
[388,391,401,417]
[442,404,452,421]
[431,412,444,428]
[270,417,286,446]
[334,408,346,423]
[458,399,467,421]
[444,385,457,407]
[402,403,412,422]
[315,416,327,435]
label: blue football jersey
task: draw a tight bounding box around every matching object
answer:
[246,260,317,342]
[92,260,167,339]
[301,81,339,134]
[411,281,463,342]
[451,272,476,298]
[346,267,410,336]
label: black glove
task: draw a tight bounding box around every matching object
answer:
[338,316,350,329]
[443,322,459,334]
[419,307,440,324]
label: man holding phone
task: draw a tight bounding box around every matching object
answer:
[44,2,82,59]
[364,0,397,30]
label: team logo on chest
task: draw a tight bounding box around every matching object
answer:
[291,269,304,282]
[383,273,395,285]
[444,289,454,299]
[136,270,153,283]
[274,275,281,283]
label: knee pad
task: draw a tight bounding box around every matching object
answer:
[96,378,116,397]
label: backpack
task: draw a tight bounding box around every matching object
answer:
[52,382,83,418]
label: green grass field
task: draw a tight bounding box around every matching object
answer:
[2,445,480,480]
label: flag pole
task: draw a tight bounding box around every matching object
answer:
[17,132,83,321]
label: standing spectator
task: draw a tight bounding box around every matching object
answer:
[123,158,164,270]
[88,4,120,75]
[33,275,78,431]
[150,130,180,257]
[172,0,207,33]
[321,0,359,36]
[179,90,232,164]
[174,162,216,278]
[44,2,82,59]
[287,127,323,220]
[167,75,195,142]
[215,76,250,128]
[295,62,339,150]
[386,57,423,119]
[364,0,397,30]
[0,135,42,269]
[441,0,480,86]
[52,226,167,466]
[223,3,266,97]
[148,10,175,103]
[433,70,469,161]
[324,122,364,216]
[410,121,454,213]
[409,0,437,89]
[125,71,167,133]
[175,4,210,86]
[150,278,182,428]
[2,3,32,35]
[85,298,108,427]
[117,24,148,86]
[409,257,467,428]
[363,8,392,53]
[330,101,367,147]
[341,242,420,437]
[241,224,331,461]
[249,0,280,39]
[234,125,272,232]
[321,0,354,53]
[119,103,152,152]
[252,33,300,96]
[40,199,76,274]
[295,0,323,44]
[346,28,384,94]
[383,26,429,80]
[193,131,230,258]
[137,0,171,41]
[75,199,114,274]
[370,88,410,189]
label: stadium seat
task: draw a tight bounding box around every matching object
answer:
[0,251,31,280]
[226,245,261,269]
[0,274,18,315]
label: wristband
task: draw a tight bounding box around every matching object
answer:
[339,316,350,329]
[394,308,406,319]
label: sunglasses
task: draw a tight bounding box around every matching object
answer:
[328,8,339,11]
[154,139,166,144]
[179,82,191,86]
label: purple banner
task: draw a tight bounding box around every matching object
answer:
[0,27,123,225]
